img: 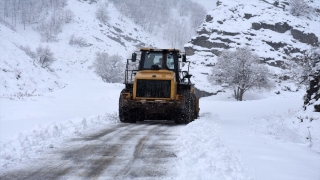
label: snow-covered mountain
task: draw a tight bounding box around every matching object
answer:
[185,0,320,90]
[1,1,319,179]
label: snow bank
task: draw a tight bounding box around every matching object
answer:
[0,112,119,169]
[176,113,253,180]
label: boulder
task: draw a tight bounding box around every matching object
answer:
[291,29,319,46]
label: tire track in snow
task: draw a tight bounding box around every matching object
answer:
[0,122,182,180]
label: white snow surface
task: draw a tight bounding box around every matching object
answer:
[1,0,320,179]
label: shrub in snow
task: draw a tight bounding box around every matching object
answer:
[36,45,56,68]
[69,34,87,47]
[289,0,314,17]
[92,52,124,83]
[288,47,320,85]
[95,3,109,24]
[208,47,273,101]
[302,47,320,81]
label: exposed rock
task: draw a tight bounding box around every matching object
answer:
[107,35,126,47]
[194,88,214,98]
[221,31,240,36]
[283,47,303,54]
[279,75,290,81]
[210,49,221,56]
[113,26,123,33]
[211,37,235,44]
[244,13,254,19]
[243,32,257,36]
[217,21,223,24]
[135,42,148,49]
[267,60,285,68]
[304,71,320,112]
[216,1,222,6]
[211,29,240,36]
[191,36,230,49]
[197,27,211,35]
[206,15,213,22]
[291,29,319,46]
[185,46,195,56]
[194,87,226,98]
[264,41,287,50]
[252,22,274,31]
[275,22,292,33]
[252,22,292,33]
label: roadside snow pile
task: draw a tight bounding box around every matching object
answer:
[176,113,253,180]
[251,109,320,153]
[0,112,119,169]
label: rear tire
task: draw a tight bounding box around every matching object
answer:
[191,93,198,120]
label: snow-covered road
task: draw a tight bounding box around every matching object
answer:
[0,122,181,180]
[1,71,319,180]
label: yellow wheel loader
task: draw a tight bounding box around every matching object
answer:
[119,48,199,124]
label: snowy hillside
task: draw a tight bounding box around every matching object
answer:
[0,24,65,98]
[0,0,320,179]
[185,0,320,91]
[0,0,172,99]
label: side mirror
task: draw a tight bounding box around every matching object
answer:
[132,52,137,62]
[182,54,186,62]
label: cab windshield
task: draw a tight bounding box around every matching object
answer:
[142,52,174,70]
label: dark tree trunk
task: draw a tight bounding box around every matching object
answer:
[239,89,245,101]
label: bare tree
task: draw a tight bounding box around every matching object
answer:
[1,0,69,34]
[208,48,273,101]
[92,52,124,83]
[36,45,56,68]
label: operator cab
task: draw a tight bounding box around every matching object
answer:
[130,48,188,83]
[137,49,179,71]
[141,52,175,70]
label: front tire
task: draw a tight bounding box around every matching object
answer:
[175,90,194,124]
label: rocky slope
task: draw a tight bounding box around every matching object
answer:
[185,0,320,70]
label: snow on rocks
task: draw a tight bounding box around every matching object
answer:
[176,113,253,180]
